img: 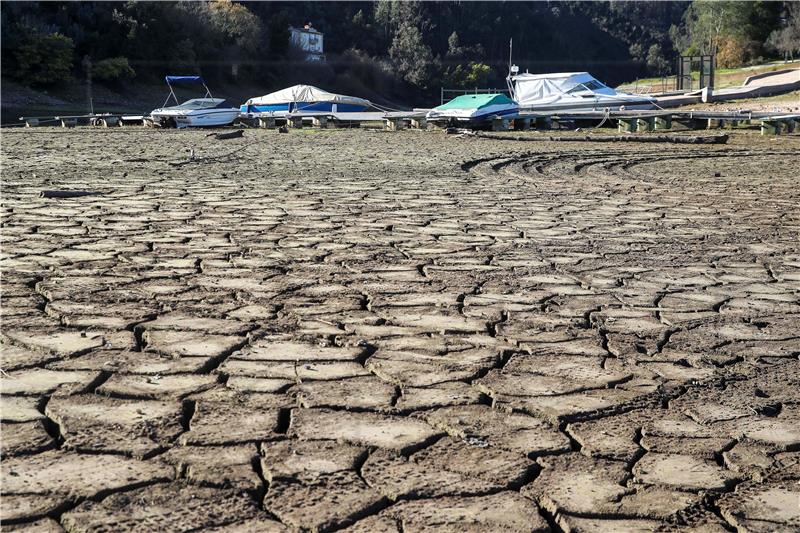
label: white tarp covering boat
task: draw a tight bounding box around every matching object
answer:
[240,85,372,115]
[509,71,655,111]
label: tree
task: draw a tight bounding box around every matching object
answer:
[204,0,263,54]
[646,44,670,75]
[389,23,434,87]
[717,35,753,68]
[445,62,491,88]
[92,56,135,82]
[767,3,800,61]
[352,10,366,27]
[13,32,74,86]
[673,1,780,66]
[447,31,461,57]
[677,1,748,57]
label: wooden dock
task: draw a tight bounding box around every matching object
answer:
[242,110,428,131]
[505,109,800,135]
[10,108,798,135]
[18,113,145,128]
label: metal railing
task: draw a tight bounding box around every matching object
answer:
[623,76,675,95]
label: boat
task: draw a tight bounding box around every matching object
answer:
[425,93,519,124]
[507,70,656,112]
[240,84,372,117]
[149,76,239,128]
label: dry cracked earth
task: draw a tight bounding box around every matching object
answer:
[1,127,799,532]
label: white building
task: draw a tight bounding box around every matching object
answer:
[290,24,324,62]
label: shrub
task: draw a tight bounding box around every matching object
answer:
[92,57,135,82]
[717,35,759,68]
[13,32,74,86]
[445,62,491,89]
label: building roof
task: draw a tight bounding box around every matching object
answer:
[290,26,322,35]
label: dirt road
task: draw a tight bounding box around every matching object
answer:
[2,127,799,531]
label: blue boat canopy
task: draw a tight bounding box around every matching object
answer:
[165,76,205,84]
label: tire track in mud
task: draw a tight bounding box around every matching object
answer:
[462,149,798,183]
[455,146,800,532]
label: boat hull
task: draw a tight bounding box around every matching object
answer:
[151,108,239,128]
[239,102,370,117]
[517,96,656,114]
[426,104,519,122]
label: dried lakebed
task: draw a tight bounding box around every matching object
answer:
[1,128,799,532]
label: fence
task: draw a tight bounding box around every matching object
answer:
[621,76,675,95]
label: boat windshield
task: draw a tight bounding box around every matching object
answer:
[175,99,229,110]
[567,80,608,94]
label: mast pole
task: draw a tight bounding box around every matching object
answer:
[508,37,513,74]
[507,38,515,101]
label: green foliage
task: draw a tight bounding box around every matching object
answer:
[389,23,434,87]
[204,0,263,53]
[677,1,749,56]
[12,32,74,86]
[673,1,782,67]
[767,3,800,61]
[91,57,135,82]
[646,44,670,75]
[0,0,791,101]
[352,10,366,27]
[447,32,461,57]
[445,62,491,89]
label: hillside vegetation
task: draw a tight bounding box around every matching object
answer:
[1,0,798,107]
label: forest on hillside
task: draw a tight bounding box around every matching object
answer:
[2,0,799,103]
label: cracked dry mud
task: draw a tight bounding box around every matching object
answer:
[1,127,799,532]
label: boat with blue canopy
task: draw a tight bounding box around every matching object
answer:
[240,84,372,117]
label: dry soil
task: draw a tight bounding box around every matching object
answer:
[1,127,799,532]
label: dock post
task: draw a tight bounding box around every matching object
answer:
[289,117,303,129]
[312,116,328,129]
[760,120,779,135]
[384,118,405,131]
[258,117,276,129]
[514,118,531,131]
[637,117,655,132]
[96,117,120,128]
[654,116,672,130]
[492,117,509,131]
[410,117,427,130]
[618,118,637,133]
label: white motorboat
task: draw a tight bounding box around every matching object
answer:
[507,69,655,112]
[149,76,239,128]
